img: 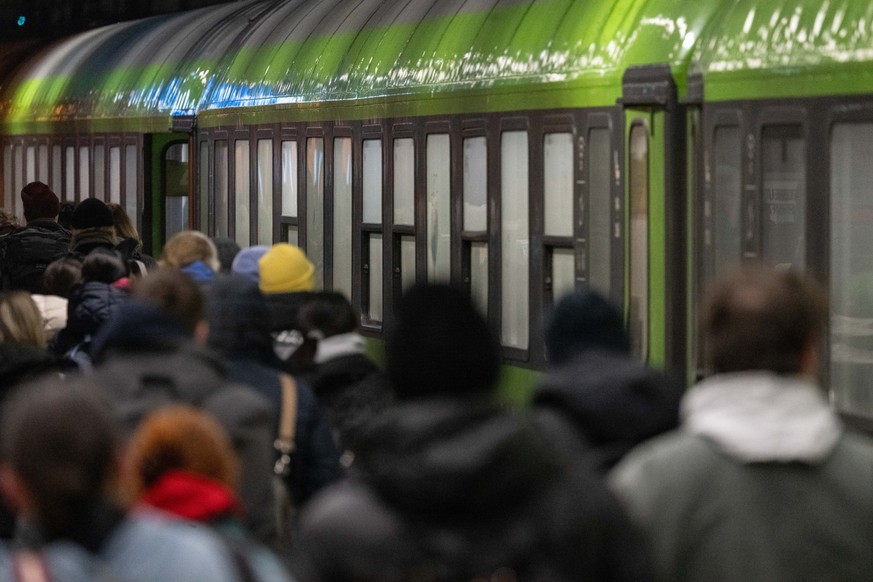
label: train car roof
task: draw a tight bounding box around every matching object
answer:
[0,0,712,132]
[696,0,873,101]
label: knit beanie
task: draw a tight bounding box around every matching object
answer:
[71,198,114,229]
[258,243,314,293]
[21,182,60,222]
[545,288,631,365]
[231,245,269,283]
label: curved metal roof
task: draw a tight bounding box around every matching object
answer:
[1,0,714,130]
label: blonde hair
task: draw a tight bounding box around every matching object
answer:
[123,406,239,502]
[160,230,220,272]
[0,291,47,347]
[107,202,141,246]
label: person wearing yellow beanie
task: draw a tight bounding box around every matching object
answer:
[258,243,315,294]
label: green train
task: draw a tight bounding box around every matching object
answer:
[1,0,872,418]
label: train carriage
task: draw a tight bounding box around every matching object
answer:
[1,0,872,420]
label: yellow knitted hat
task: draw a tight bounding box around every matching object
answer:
[258,243,315,293]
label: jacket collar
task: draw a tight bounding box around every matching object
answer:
[682,372,841,464]
[314,332,365,363]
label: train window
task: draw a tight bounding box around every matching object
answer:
[469,242,488,316]
[589,127,612,296]
[126,144,138,226]
[26,145,35,184]
[366,234,384,323]
[94,145,105,199]
[544,133,573,236]
[464,137,487,231]
[38,144,48,184]
[762,125,805,269]
[235,140,251,246]
[3,145,11,213]
[363,139,382,224]
[306,137,325,289]
[79,147,90,198]
[394,138,415,226]
[65,146,75,201]
[110,147,121,204]
[281,141,298,218]
[629,124,649,360]
[286,227,298,246]
[215,140,229,237]
[333,137,353,298]
[51,145,62,195]
[400,236,416,292]
[552,248,575,303]
[501,130,529,350]
[426,134,451,283]
[713,126,742,276]
[198,142,209,234]
[257,139,273,245]
[829,122,873,415]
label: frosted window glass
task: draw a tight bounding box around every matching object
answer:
[13,146,23,216]
[257,139,274,245]
[552,248,575,303]
[629,125,649,360]
[500,131,529,350]
[829,123,873,415]
[588,128,612,296]
[470,242,488,317]
[125,145,138,226]
[165,197,188,240]
[393,138,415,226]
[51,145,62,195]
[38,144,48,183]
[286,226,298,246]
[427,134,451,282]
[94,145,105,198]
[762,126,805,269]
[306,137,324,289]
[79,147,90,198]
[214,141,229,237]
[713,127,742,276]
[544,133,573,237]
[65,147,75,200]
[109,147,121,204]
[367,235,383,323]
[401,235,416,292]
[363,139,382,224]
[333,138,353,298]
[463,137,487,231]
[25,146,35,183]
[235,140,250,246]
[281,141,298,217]
[199,142,209,233]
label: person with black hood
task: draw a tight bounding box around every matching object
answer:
[0,182,71,293]
[293,284,652,582]
[69,197,119,259]
[533,289,685,472]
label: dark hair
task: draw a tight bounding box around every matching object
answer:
[132,268,205,333]
[299,291,358,339]
[545,289,630,365]
[57,201,76,230]
[42,257,83,298]
[0,380,118,539]
[211,236,241,274]
[81,248,127,283]
[701,264,828,375]
[387,284,499,399]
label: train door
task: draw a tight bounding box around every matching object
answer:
[621,65,687,374]
[144,132,192,256]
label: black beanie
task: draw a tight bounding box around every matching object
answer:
[387,284,499,399]
[545,289,630,365]
[71,198,113,229]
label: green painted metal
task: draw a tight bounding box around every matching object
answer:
[149,133,186,256]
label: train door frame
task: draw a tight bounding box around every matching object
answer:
[144,131,194,257]
[620,64,687,375]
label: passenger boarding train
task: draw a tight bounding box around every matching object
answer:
[0,0,872,420]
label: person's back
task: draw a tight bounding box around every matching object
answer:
[609,264,873,581]
[0,182,70,293]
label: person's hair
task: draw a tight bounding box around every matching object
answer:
[161,230,220,272]
[387,284,499,398]
[106,202,141,247]
[701,263,828,375]
[0,381,118,539]
[211,236,241,274]
[132,268,205,333]
[123,406,239,501]
[81,248,127,283]
[57,201,76,230]
[0,291,46,347]
[0,209,19,227]
[42,257,84,298]
[299,291,358,339]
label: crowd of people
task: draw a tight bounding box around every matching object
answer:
[0,181,871,581]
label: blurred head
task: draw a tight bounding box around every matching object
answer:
[81,248,127,284]
[132,268,206,337]
[43,257,84,298]
[161,230,220,273]
[123,406,239,502]
[545,289,630,365]
[57,201,76,230]
[70,197,114,230]
[211,236,241,275]
[0,291,46,347]
[106,202,141,244]
[258,243,314,294]
[0,381,118,540]
[299,291,358,339]
[206,275,273,361]
[20,181,60,222]
[231,245,269,283]
[387,284,499,399]
[701,263,828,376]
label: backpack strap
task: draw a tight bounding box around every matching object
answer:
[273,373,298,541]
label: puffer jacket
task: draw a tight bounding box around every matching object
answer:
[51,281,126,359]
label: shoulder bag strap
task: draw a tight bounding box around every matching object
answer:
[274,373,298,477]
